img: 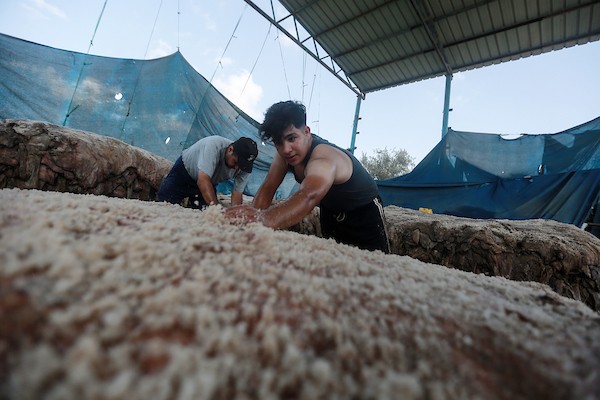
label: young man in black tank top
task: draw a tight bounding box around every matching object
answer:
[225,101,390,253]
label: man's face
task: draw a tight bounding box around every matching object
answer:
[225,146,239,170]
[274,125,311,166]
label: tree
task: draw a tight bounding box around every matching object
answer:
[359,147,415,180]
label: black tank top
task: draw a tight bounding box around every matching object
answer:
[291,134,379,212]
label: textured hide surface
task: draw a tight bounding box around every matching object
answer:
[1,188,599,400]
[0,119,172,200]
[2,119,598,311]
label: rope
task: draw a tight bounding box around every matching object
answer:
[302,52,307,102]
[309,68,321,131]
[208,4,247,84]
[62,0,108,125]
[143,0,164,59]
[271,0,291,99]
[241,23,272,95]
[276,32,292,100]
[120,0,164,139]
[307,62,318,113]
[86,1,108,53]
[184,4,248,147]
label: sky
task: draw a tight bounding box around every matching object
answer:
[1,0,599,165]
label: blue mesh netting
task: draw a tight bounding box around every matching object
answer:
[2,32,599,232]
[0,33,297,198]
[377,117,600,231]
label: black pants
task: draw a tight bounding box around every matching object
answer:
[320,197,390,253]
[156,156,215,209]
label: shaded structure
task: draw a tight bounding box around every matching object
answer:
[247,0,600,139]
[267,0,600,93]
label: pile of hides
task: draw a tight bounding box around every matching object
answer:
[1,188,599,399]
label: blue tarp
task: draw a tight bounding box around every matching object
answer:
[2,33,599,233]
[0,33,296,198]
[378,117,600,233]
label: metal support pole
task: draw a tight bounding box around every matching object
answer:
[441,73,452,137]
[349,95,362,154]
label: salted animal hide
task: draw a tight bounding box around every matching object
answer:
[384,206,600,311]
[3,118,599,312]
[0,119,172,200]
[288,205,600,312]
[1,188,599,400]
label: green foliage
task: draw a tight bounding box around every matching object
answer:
[359,147,415,180]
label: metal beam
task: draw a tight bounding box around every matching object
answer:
[349,0,599,81]
[242,0,364,98]
[410,0,452,76]
[349,95,362,154]
[334,0,497,61]
[441,73,452,137]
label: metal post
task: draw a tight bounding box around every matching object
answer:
[349,95,362,154]
[441,73,452,137]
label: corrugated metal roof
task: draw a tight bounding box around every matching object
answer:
[276,0,600,95]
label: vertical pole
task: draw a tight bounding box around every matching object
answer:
[441,73,452,137]
[349,95,362,154]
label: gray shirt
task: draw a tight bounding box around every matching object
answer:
[182,136,250,193]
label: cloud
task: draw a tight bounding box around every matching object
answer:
[454,72,466,81]
[147,40,175,59]
[189,3,217,31]
[213,71,263,120]
[217,56,234,68]
[10,59,70,99]
[80,76,104,98]
[201,13,217,32]
[22,0,68,20]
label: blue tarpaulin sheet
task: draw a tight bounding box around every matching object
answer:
[0,33,297,198]
[378,117,600,233]
[2,33,599,234]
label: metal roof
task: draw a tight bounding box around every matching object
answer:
[268,0,600,96]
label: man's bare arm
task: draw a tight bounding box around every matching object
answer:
[256,155,335,229]
[231,191,243,206]
[197,171,218,205]
[225,146,343,228]
[261,175,330,228]
[224,170,332,228]
[252,154,288,209]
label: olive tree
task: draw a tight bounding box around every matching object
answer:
[359,147,415,180]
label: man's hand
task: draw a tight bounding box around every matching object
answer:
[224,204,264,224]
[231,191,243,206]
[197,171,219,206]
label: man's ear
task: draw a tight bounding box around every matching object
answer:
[304,126,311,135]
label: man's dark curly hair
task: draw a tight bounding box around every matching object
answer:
[259,101,306,145]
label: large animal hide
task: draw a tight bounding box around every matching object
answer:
[1,188,599,399]
[0,119,172,200]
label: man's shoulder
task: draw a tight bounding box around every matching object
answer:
[186,136,232,155]
[199,135,233,147]
[184,136,231,161]
[312,141,347,161]
[311,135,348,154]
[309,139,354,180]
